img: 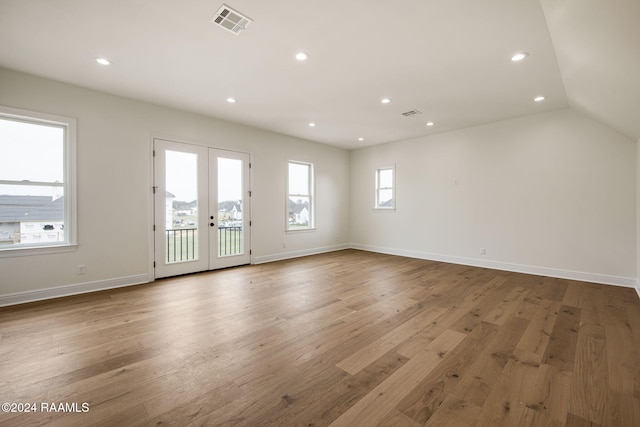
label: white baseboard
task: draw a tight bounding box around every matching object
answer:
[351,243,637,289]
[253,243,350,265]
[1,243,351,307]
[0,274,152,307]
[2,246,637,307]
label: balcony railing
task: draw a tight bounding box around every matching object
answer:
[219,226,242,256]
[166,228,197,263]
[165,226,243,263]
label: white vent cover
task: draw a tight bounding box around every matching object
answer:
[401,109,422,117]
[211,4,253,35]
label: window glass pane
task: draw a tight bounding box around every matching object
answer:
[287,161,313,230]
[379,168,393,188]
[165,150,198,263]
[0,184,64,246]
[378,189,393,207]
[0,118,64,182]
[218,157,243,257]
[288,162,309,195]
[288,196,310,229]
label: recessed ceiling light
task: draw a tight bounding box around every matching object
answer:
[295,52,309,61]
[96,57,111,66]
[534,95,546,102]
[358,137,364,141]
[308,122,316,127]
[381,98,391,104]
[426,121,435,127]
[226,97,237,103]
[511,52,529,62]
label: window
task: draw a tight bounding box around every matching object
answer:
[0,106,76,254]
[375,167,395,209]
[287,161,313,230]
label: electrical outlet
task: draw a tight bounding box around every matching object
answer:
[77,265,87,275]
[480,248,486,255]
[283,241,287,248]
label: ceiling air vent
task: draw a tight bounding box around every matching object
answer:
[401,109,422,117]
[211,4,253,35]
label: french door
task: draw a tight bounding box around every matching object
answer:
[153,139,251,279]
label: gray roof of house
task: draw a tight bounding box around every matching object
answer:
[219,200,242,212]
[0,195,64,222]
[288,199,309,214]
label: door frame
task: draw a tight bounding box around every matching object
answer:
[149,135,252,280]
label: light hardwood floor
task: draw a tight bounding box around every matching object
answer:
[1,249,639,426]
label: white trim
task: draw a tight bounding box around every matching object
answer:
[1,246,637,306]
[148,134,156,279]
[249,151,254,266]
[0,274,152,307]
[285,227,317,234]
[286,160,314,231]
[351,243,637,289]
[375,165,396,210]
[253,243,350,264]
[0,243,77,258]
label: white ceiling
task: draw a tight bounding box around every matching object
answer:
[0,0,638,149]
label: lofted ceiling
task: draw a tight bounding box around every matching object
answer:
[0,0,638,149]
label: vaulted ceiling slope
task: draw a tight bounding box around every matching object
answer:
[0,0,638,149]
[540,0,640,143]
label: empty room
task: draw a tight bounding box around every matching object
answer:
[1,0,639,426]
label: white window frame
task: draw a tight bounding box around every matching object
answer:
[374,166,395,210]
[286,160,314,231]
[0,105,77,257]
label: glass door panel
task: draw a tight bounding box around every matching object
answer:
[165,150,199,263]
[217,157,243,257]
[209,149,251,269]
[154,139,208,278]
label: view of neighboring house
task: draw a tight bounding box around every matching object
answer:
[288,198,309,226]
[378,199,393,208]
[165,197,243,231]
[169,197,198,228]
[218,200,242,222]
[0,195,64,245]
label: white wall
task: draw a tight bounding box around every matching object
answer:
[350,108,636,286]
[0,68,350,303]
[1,67,636,305]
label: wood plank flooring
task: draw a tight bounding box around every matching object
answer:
[1,249,639,426]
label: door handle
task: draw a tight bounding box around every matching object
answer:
[210,216,214,219]
[210,222,215,227]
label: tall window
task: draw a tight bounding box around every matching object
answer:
[287,161,313,230]
[0,106,76,253]
[375,167,395,209]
